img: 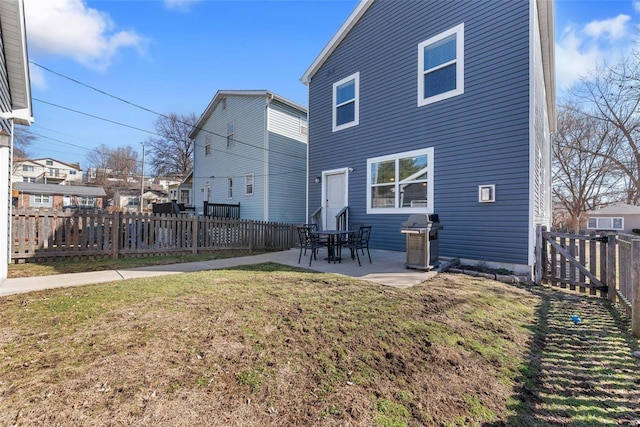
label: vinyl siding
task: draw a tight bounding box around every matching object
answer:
[267,131,307,223]
[308,0,536,267]
[193,95,266,219]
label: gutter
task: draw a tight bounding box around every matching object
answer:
[264,94,274,221]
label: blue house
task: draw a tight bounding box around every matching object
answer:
[191,90,308,224]
[301,0,555,274]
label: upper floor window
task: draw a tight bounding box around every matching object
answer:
[418,23,464,106]
[300,118,308,136]
[205,134,212,156]
[45,160,53,166]
[367,148,434,214]
[22,165,34,172]
[588,217,623,230]
[227,122,235,148]
[332,72,359,132]
[69,170,77,175]
[245,173,254,196]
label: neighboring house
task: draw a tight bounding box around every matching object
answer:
[301,0,555,274]
[1,0,33,283]
[112,188,142,212]
[191,90,308,223]
[141,188,169,212]
[13,157,83,184]
[12,182,105,210]
[168,170,193,208]
[587,204,640,234]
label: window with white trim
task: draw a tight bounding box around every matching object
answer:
[32,193,52,207]
[245,173,254,196]
[45,160,53,166]
[205,134,212,156]
[300,118,308,136]
[180,189,190,205]
[227,176,233,199]
[418,23,464,106]
[332,72,359,132]
[78,196,96,207]
[587,217,623,230]
[22,165,34,172]
[227,122,235,148]
[367,148,434,214]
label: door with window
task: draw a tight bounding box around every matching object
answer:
[323,170,347,230]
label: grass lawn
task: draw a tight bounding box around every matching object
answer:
[1,263,638,426]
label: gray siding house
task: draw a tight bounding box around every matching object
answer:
[301,0,555,274]
[0,0,32,283]
[191,90,308,224]
[587,204,640,234]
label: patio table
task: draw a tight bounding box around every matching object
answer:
[314,229,354,264]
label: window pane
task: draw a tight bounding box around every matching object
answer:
[336,80,355,104]
[400,182,428,208]
[424,34,456,71]
[599,218,612,229]
[588,218,596,228]
[336,102,355,126]
[424,64,456,98]
[370,185,395,208]
[399,155,427,181]
[371,160,396,185]
[613,218,623,229]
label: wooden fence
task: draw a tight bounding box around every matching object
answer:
[535,226,640,337]
[11,209,296,262]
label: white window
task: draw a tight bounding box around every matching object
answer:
[587,217,624,230]
[22,177,35,183]
[127,198,139,206]
[205,134,212,156]
[367,148,434,214]
[32,193,52,207]
[245,173,254,196]
[22,165,34,172]
[180,189,190,205]
[227,122,235,148]
[300,118,308,136]
[45,160,53,166]
[78,196,95,207]
[332,72,360,132]
[418,23,464,106]
[227,176,233,199]
[69,170,77,175]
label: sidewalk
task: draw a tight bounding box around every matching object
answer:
[1,249,444,297]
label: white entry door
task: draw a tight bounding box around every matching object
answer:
[324,170,347,230]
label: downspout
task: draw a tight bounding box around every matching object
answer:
[264,94,274,221]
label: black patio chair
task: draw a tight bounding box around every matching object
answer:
[296,225,324,265]
[344,225,372,266]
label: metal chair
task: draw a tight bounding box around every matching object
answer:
[344,225,372,266]
[296,225,324,265]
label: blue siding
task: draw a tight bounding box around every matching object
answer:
[308,0,534,266]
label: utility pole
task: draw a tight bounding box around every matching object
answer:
[140,142,145,213]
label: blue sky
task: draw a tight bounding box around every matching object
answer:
[23,0,640,169]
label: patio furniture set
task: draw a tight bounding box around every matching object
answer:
[296,224,372,267]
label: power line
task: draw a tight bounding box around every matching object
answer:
[30,61,307,163]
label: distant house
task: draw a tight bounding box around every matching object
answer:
[301,0,555,274]
[1,0,34,283]
[12,182,106,210]
[112,188,142,212]
[13,157,83,184]
[587,204,640,234]
[168,170,193,208]
[190,90,308,223]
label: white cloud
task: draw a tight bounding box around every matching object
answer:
[555,16,635,93]
[24,0,145,71]
[28,63,46,90]
[583,15,630,39]
[634,1,640,13]
[164,0,202,12]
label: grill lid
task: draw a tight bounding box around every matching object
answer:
[401,214,431,228]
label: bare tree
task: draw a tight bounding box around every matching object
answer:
[570,59,640,205]
[145,113,196,177]
[86,144,139,201]
[13,124,35,159]
[552,104,620,230]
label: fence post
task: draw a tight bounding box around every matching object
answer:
[607,233,617,303]
[248,220,254,253]
[192,215,198,254]
[111,211,120,259]
[632,239,640,338]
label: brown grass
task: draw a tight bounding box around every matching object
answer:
[0,266,538,426]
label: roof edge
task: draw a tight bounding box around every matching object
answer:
[300,0,374,85]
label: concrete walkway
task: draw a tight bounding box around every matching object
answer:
[0,249,444,297]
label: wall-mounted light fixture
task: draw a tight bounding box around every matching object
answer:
[348,167,354,173]
[314,176,321,184]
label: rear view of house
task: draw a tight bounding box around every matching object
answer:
[191,90,308,224]
[302,0,555,274]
